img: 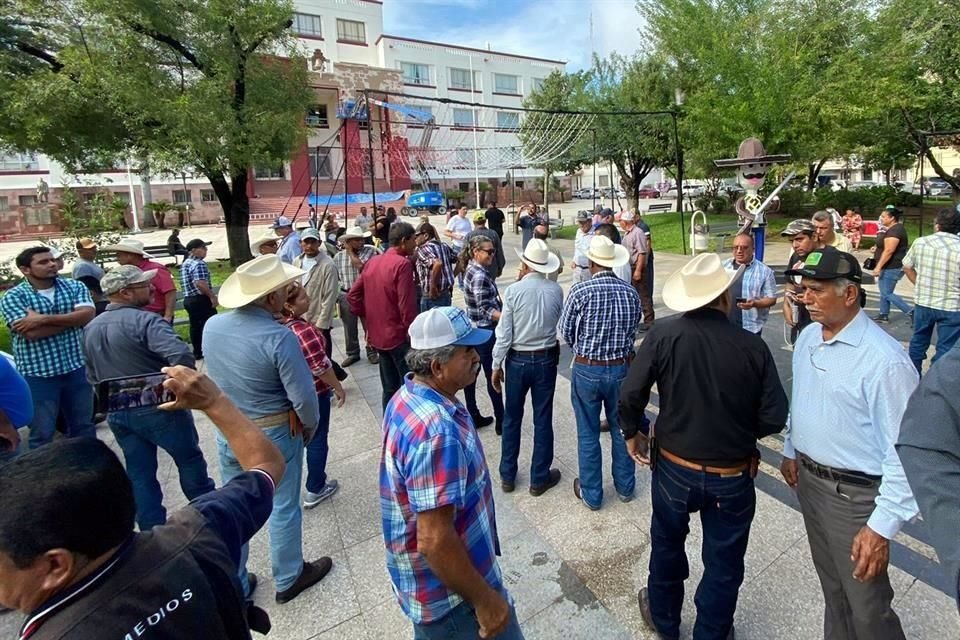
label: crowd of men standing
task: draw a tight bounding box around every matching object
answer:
[1,202,960,640]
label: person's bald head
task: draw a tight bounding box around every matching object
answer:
[533,225,549,240]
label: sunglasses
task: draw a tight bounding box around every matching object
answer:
[477,248,496,255]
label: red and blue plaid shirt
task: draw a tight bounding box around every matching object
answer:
[380,375,505,624]
[281,316,332,395]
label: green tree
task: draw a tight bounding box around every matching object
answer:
[0,0,312,264]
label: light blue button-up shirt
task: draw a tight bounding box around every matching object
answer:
[492,272,563,369]
[784,310,919,539]
[202,305,319,430]
[277,230,302,265]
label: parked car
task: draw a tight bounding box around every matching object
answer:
[574,187,599,199]
[664,184,703,198]
[599,187,626,199]
[925,180,953,197]
[637,185,660,199]
[847,180,879,191]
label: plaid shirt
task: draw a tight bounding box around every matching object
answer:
[281,316,332,394]
[903,232,960,312]
[723,258,778,333]
[0,278,93,377]
[415,240,455,294]
[334,245,377,292]
[463,262,501,328]
[559,271,640,360]
[180,256,211,297]
[380,376,504,624]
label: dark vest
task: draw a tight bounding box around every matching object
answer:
[31,507,252,640]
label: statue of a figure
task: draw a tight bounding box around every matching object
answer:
[36,178,49,204]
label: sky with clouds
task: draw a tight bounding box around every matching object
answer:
[381,0,645,71]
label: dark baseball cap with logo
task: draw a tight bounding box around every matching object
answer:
[785,249,862,283]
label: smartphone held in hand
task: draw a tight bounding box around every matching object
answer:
[97,372,174,414]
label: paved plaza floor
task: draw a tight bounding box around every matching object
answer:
[1,212,955,639]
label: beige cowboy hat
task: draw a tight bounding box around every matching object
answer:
[250,233,279,256]
[340,226,372,241]
[101,238,153,258]
[515,239,560,275]
[585,235,629,269]
[218,255,305,309]
[662,253,743,312]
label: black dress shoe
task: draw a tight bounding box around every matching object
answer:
[471,414,494,428]
[247,572,258,599]
[501,479,515,493]
[638,587,660,635]
[341,355,360,367]
[495,420,503,436]
[276,558,333,604]
[529,468,561,496]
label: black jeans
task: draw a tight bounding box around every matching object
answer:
[183,295,217,358]
[377,342,410,411]
[464,333,504,423]
[319,328,348,381]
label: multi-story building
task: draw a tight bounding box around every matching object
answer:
[0,0,565,237]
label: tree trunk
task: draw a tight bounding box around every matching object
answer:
[807,159,827,191]
[208,169,254,265]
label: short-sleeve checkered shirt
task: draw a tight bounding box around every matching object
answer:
[380,376,505,624]
[723,257,778,333]
[180,256,211,297]
[0,278,93,377]
[559,271,641,360]
[902,232,960,312]
[334,245,376,291]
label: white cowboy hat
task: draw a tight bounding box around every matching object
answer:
[515,239,560,275]
[249,233,279,256]
[218,255,305,309]
[662,253,743,313]
[585,235,629,269]
[101,238,153,258]
[340,226,372,241]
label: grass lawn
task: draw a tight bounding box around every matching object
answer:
[0,259,237,352]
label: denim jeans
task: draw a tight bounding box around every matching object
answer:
[305,390,332,493]
[378,342,411,411]
[420,291,452,313]
[908,305,960,373]
[218,424,305,593]
[499,350,557,487]
[648,456,756,640]
[878,268,912,316]
[412,599,525,640]
[570,362,635,507]
[24,367,96,450]
[108,406,215,530]
[464,333,504,423]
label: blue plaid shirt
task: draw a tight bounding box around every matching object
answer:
[560,271,640,360]
[0,278,93,377]
[463,262,500,328]
[723,258,778,333]
[180,256,211,297]
[380,375,505,624]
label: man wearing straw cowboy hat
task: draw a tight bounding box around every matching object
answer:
[559,235,641,510]
[202,255,333,604]
[619,253,788,640]
[334,226,379,367]
[491,239,564,496]
[101,238,177,322]
[250,233,279,257]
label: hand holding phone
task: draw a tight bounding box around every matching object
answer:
[158,366,223,411]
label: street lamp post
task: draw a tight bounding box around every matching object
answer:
[127,159,142,233]
[180,172,192,227]
[672,88,686,254]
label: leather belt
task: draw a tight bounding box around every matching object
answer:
[798,453,880,488]
[574,355,629,366]
[250,411,288,429]
[659,447,749,476]
[510,347,556,357]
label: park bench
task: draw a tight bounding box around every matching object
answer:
[97,245,182,267]
[645,202,673,215]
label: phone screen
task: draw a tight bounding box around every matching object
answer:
[97,373,173,413]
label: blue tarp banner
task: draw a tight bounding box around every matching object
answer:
[307,191,407,206]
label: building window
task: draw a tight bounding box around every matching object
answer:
[172,189,193,204]
[0,196,7,211]
[404,105,433,125]
[493,73,519,94]
[530,77,545,92]
[599,175,609,187]
[336,19,366,43]
[293,13,322,37]
[401,62,431,86]
[113,192,130,204]
[515,181,524,189]
[453,108,475,128]
[306,104,329,127]
[458,182,470,191]
[862,169,873,181]
[0,152,39,171]
[19,194,38,206]
[449,68,480,90]
[201,189,218,203]
[496,111,520,130]
[254,165,285,180]
[311,148,333,178]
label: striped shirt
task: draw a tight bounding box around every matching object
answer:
[180,256,211,298]
[334,245,377,292]
[463,262,501,328]
[723,257,778,333]
[415,241,455,295]
[0,278,93,377]
[559,271,641,361]
[380,375,505,624]
[785,311,919,539]
[902,232,960,311]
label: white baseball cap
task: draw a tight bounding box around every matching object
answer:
[408,307,492,350]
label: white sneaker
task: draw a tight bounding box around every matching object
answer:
[304,480,339,509]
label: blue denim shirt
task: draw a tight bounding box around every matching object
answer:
[202,305,319,429]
